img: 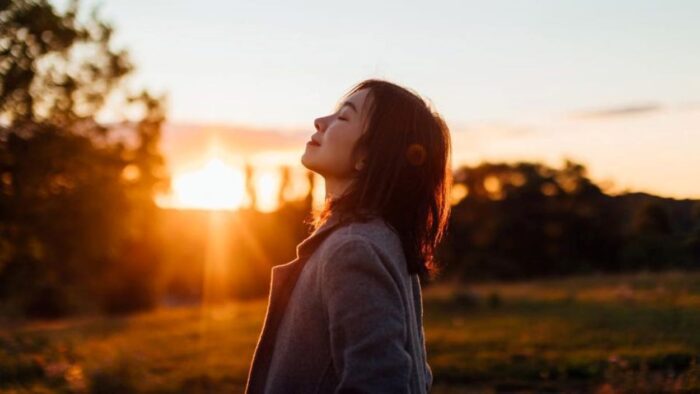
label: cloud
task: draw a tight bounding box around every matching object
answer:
[163,122,307,153]
[157,122,310,169]
[569,103,662,119]
[451,122,535,139]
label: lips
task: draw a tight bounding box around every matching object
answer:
[308,138,321,146]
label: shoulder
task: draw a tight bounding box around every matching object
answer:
[319,217,406,274]
[326,217,401,252]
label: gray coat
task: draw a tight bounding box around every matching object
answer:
[245,211,433,393]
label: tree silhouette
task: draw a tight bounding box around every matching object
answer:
[0,0,169,317]
[305,170,315,212]
[447,159,621,280]
[633,202,672,236]
[244,162,257,211]
[278,165,291,208]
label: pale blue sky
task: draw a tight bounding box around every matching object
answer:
[53,0,700,199]
[55,0,700,126]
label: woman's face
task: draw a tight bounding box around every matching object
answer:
[301,88,372,179]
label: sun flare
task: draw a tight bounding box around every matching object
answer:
[159,158,246,210]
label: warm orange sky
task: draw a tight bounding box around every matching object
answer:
[155,104,700,211]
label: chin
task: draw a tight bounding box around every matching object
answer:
[301,156,327,178]
[300,152,316,171]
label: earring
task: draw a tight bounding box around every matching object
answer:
[406,143,426,166]
[355,158,366,172]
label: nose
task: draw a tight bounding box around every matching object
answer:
[314,116,327,133]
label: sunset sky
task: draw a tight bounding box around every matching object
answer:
[54,0,700,208]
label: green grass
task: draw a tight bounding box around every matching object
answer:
[2,269,700,393]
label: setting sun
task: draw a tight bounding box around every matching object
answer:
[158,158,246,210]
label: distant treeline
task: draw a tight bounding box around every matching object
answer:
[153,161,700,312]
[439,160,700,281]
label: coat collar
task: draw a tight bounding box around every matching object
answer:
[294,208,387,258]
[294,210,344,259]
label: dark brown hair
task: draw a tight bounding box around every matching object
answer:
[308,78,452,281]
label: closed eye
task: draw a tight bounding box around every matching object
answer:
[335,110,348,121]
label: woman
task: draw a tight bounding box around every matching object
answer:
[245,79,452,393]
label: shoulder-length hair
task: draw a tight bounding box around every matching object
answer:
[309,78,452,281]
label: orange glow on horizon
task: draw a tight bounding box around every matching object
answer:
[156,157,246,211]
[253,169,281,212]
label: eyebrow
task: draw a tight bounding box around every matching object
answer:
[338,100,358,113]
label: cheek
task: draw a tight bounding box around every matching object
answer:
[323,128,358,165]
[327,125,361,153]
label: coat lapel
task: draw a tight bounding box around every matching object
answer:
[245,212,344,394]
[269,211,343,290]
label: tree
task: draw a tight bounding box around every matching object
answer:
[447,159,622,280]
[0,0,169,317]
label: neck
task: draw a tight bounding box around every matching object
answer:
[323,176,354,201]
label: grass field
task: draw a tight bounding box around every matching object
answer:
[1,269,700,393]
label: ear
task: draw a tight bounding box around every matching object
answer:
[355,150,367,171]
[353,146,368,172]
